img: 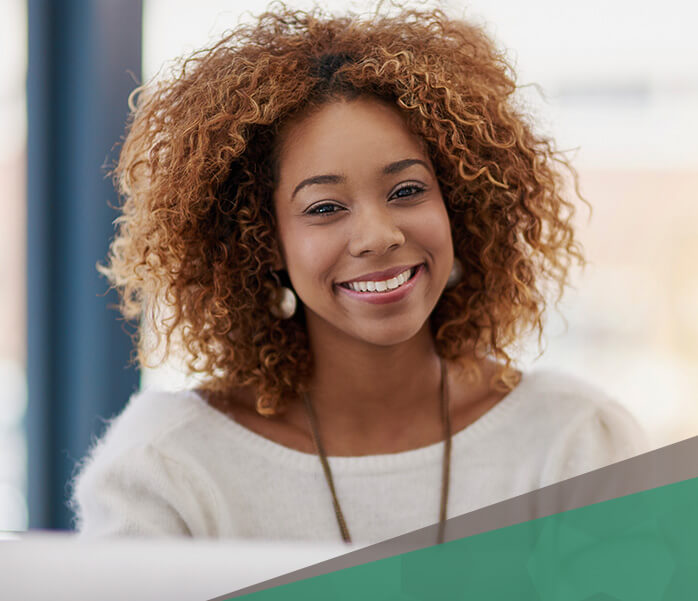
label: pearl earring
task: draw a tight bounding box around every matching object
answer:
[445,257,463,290]
[271,286,297,319]
[269,270,297,319]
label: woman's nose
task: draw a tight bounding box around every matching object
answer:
[348,204,406,257]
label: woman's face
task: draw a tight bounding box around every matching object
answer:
[273,96,454,348]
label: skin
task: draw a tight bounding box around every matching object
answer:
[214,96,517,456]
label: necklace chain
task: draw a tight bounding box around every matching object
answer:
[302,357,452,545]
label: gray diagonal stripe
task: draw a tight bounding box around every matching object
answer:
[211,435,698,600]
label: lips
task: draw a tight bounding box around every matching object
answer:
[336,263,424,304]
[338,263,423,285]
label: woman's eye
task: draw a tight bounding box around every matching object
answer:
[305,185,424,216]
[307,202,341,216]
[391,184,425,200]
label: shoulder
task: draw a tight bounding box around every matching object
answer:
[87,388,210,458]
[72,387,218,502]
[70,388,222,536]
[515,369,651,482]
[516,368,613,406]
[512,369,641,431]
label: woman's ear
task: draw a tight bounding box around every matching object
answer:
[271,244,286,272]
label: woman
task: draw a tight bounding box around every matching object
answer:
[71,4,648,543]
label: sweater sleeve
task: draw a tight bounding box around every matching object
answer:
[540,397,651,486]
[69,390,225,538]
[70,438,221,538]
[70,392,223,537]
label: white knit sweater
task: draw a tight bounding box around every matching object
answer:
[71,369,649,544]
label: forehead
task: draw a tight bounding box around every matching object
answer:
[275,97,429,184]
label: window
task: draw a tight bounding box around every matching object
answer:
[0,0,28,531]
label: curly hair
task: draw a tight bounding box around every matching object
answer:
[102,2,586,415]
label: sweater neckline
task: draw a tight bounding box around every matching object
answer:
[186,370,531,474]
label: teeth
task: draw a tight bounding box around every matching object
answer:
[344,267,415,293]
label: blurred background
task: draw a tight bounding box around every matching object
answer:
[0,0,696,532]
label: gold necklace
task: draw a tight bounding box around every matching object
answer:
[302,357,452,545]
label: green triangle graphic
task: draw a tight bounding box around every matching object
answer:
[230,476,698,600]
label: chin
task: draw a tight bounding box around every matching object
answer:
[351,321,426,347]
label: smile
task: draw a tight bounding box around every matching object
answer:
[339,266,415,293]
[336,264,424,305]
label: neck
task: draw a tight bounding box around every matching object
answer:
[295,320,445,455]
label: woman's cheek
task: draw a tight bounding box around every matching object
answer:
[410,201,453,252]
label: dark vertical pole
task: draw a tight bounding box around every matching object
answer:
[27,0,142,530]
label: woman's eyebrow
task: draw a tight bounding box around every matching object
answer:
[290,158,430,200]
[292,174,346,199]
[383,158,431,175]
